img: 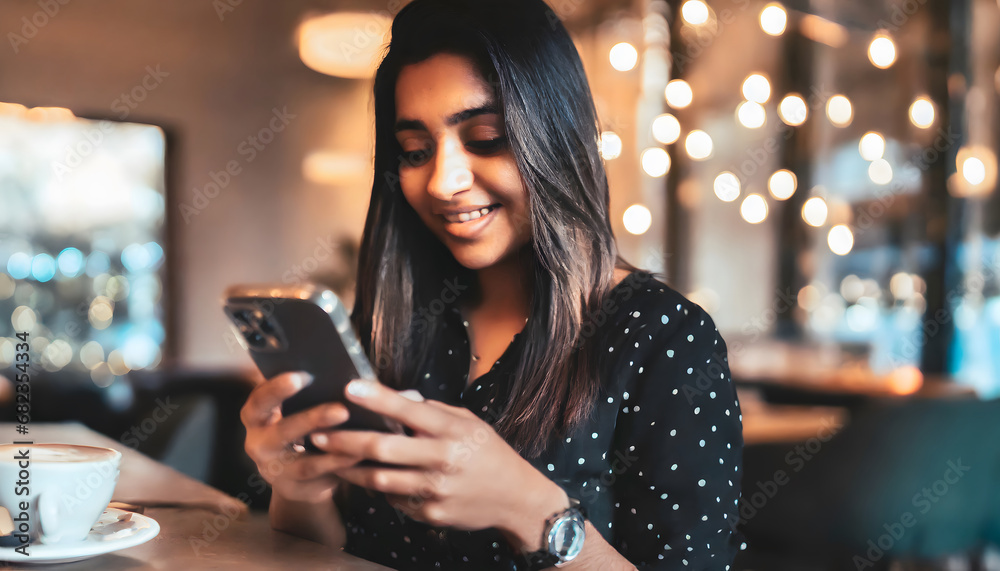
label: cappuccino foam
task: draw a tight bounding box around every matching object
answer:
[0,443,119,463]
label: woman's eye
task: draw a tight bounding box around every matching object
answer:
[403,148,431,166]
[466,137,507,153]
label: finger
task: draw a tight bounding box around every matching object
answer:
[384,493,424,516]
[424,399,476,417]
[261,402,350,454]
[240,371,313,427]
[286,451,361,481]
[313,431,443,468]
[344,379,453,435]
[334,465,429,496]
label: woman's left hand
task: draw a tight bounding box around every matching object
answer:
[311,378,568,550]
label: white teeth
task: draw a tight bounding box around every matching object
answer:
[445,205,496,224]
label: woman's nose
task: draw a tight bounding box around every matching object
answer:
[426,137,473,199]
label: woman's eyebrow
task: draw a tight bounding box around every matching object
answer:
[394,103,500,133]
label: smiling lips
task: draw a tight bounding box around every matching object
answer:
[442,204,500,223]
[439,203,501,238]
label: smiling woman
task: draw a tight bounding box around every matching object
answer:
[239,0,743,569]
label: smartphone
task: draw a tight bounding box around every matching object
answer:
[222,283,404,441]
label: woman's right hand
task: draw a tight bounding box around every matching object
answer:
[241,371,359,503]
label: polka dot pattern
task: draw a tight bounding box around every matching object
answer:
[338,270,744,569]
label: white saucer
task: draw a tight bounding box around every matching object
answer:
[0,507,159,564]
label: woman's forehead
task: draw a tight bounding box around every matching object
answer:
[394,54,496,120]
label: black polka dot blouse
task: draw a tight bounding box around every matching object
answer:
[337,270,745,569]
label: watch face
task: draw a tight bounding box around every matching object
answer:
[548,511,586,562]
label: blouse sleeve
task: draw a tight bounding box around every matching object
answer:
[610,301,744,569]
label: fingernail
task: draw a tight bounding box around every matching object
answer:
[399,389,425,403]
[291,373,313,390]
[327,406,347,424]
[346,379,376,398]
[311,433,328,447]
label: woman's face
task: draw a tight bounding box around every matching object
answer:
[394,53,531,271]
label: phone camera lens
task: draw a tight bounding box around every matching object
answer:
[233,309,253,325]
[248,332,264,347]
[258,318,275,335]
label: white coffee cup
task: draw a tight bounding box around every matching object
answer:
[0,443,122,546]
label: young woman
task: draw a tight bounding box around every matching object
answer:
[240,0,744,568]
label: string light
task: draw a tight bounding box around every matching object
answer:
[826,95,853,127]
[737,101,766,128]
[778,94,808,126]
[859,132,886,161]
[828,225,854,255]
[742,74,771,104]
[684,130,713,160]
[909,97,935,128]
[623,204,653,235]
[609,42,638,71]
[641,147,671,177]
[600,131,622,160]
[740,194,768,224]
[768,170,797,200]
[714,172,741,202]
[665,79,693,109]
[651,114,681,144]
[868,33,897,69]
[868,159,893,185]
[759,3,787,36]
[802,196,828,227]
[962,157,986,185]
[681,0,710,25]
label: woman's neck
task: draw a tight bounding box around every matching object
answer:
[467,248,533,320]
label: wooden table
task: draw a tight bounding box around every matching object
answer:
[0,422,390,570]
[737,388,849,444]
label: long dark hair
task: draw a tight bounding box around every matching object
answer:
[351,0,640,457]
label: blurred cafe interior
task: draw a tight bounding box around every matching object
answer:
[1,0,999,568]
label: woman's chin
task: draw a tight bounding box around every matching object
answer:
[448,247,506,271]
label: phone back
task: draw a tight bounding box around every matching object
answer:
[223,284,389,432]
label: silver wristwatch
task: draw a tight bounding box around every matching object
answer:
[524,497,587,568]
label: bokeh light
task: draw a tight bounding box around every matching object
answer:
[909,97,935,128]
[802,196,828,227]
[740,194,769,224]
[868,159,893,185]
[962,157,986,185]
[768,170,797,200]
[609,42,638,71]
[742,74,771,104]
[826,95,853,126]
[651,114,681,145]
[681,0,710,25]
[778,94,808,126]
[859,132,886,161]
[641,147,671,177]
[714,172,741,202]
[759,3,787,36]
[600,131,622,160]
[665,80,693,109]
[31,254,56,282]
[623,204,653,235]
[7,253,32,280]
[828,225,854,255]
[868,34,897,69]
[684,130,713,160]
[737,101,766,128]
